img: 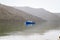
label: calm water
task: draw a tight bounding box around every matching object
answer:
[0,30,60,40]
[0,21,60,40]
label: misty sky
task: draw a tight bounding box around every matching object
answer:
[0,0,60,13]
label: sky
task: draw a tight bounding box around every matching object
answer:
[0,0,60,13]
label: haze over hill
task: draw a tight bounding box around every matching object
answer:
[0,4,45,35]
[15,7,60,34]
[55,13,60,16]
[16,7,60,20]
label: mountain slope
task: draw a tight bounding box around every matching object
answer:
[16,7,60,20]
[15,7,60,34]
[55,13,60,17]
[0,4,45,35]
[0,4,27,35]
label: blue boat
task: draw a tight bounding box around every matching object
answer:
[24,21,35,26]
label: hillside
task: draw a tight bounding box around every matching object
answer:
[0,4,45,35]
[55,13,60,16]
[16,7,60,21]
[14,7,60,34]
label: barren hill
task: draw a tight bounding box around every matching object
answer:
[0,4,45,35]
[14,7,60,34]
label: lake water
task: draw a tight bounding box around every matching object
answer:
[0,30,60,40]
[0,23,60,40]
